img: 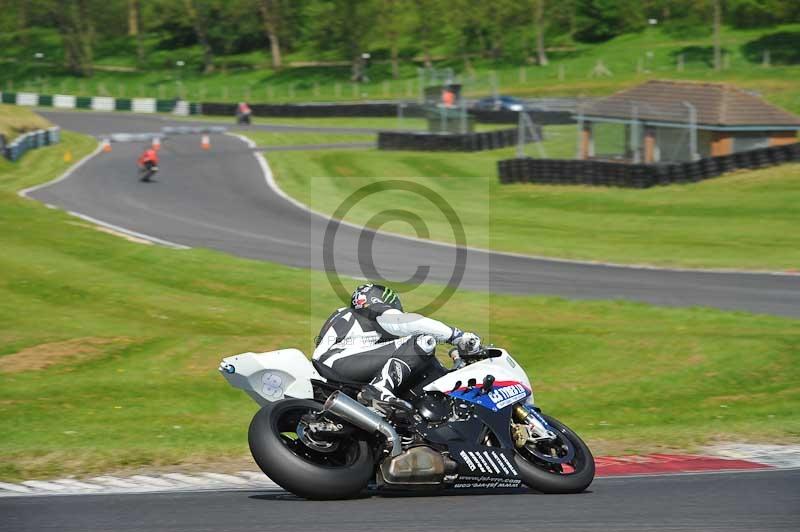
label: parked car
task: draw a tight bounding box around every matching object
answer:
[473,96,526,112]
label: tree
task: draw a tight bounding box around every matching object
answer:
[381,0,403,79]
[533,0,548,65]
[712,0,721,70]
[18,0,29,45]
[413,0,435,67]
[448,0,483,75]
[574,0,645,42]
[128,0,144,65]
[475,0,525,61]
[258,0,283,69]
[128,0,138,35]
[53,0,95,77]
[183,0,215,73]
[305,0,378,82]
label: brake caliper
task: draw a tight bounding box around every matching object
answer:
[511,424,530,448]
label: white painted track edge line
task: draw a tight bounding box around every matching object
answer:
[228,131,796,277]
[18,142,104,198]
[594,465,800,481]
[67,211,190,249]
[17,140,190,250]
[2,467,796,499]
[0,484,286,499]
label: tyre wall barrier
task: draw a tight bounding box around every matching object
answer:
[54,94,77,109]
[75,96,92,109]
[198,101,427,118]
[2,127,61,162]
[470,109,575,125]
[17,92,39,106]
[497,143,800,188]
[156,99,178,113]
[91,96,116,111]
[377,126,540,152]
[0,92,203,115]
[132,98,157,113]
[196,101,571,124]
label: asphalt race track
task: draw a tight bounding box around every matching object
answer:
[30,110,800,317]
[2,470,799,532]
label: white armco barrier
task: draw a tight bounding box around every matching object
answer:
[91,96,115,111]
[53,94,77,109]
[132,98,156,113]
[17,92,38,106]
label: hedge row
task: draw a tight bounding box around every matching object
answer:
[498,143,800,188]
[378,126,541,152]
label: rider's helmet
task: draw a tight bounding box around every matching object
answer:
[351,283,402,312]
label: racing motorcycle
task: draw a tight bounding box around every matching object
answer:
[138,162,158,182]
[219,343,594,500]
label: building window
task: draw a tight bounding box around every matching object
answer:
[733,134,770,153]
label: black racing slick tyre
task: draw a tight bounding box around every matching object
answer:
[514,414,595,494]
[248,399,374,500]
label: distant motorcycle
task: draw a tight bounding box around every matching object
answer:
[139,162,159,182]
[220,343,595,500]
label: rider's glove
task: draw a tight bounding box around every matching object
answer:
[448,348,466,370]
[454,332,481,355]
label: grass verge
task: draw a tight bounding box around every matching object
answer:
[0,104,53,142]
[260,127,800,270]
[0,127,798,482]
[244,130,375,147]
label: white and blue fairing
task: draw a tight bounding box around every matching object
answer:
[423,348,534,411]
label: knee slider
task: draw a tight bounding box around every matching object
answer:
[415,334,436,355]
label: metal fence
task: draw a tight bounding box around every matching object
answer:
[498,142,799,188]
[576,99,701,163]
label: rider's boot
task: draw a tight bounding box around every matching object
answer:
[358,358,413,412]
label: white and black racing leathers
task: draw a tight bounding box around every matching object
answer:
[312,302,462,400]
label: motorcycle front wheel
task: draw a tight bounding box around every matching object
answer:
[248,398,374,500]
[514,414,595,494]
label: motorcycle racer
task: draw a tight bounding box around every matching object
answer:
[137,147,159,182]
[313,283,481,410]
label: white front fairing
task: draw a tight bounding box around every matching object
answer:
[219,348,324,406]
[424,348,534,406]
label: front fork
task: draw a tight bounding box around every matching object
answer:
[512,404,558,445]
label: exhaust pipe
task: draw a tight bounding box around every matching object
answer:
[323,391,402,457]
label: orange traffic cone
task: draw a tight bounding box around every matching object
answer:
[152,137,161,151]
[102,139,112,153]
[201,134,210,151]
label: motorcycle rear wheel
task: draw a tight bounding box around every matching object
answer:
[514,414,595,494]
[248,398,374,500]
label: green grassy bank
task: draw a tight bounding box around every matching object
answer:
[261,124,800,270]
[0,121,798,481]
[0,104,53,142]
[3,25,799,113]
